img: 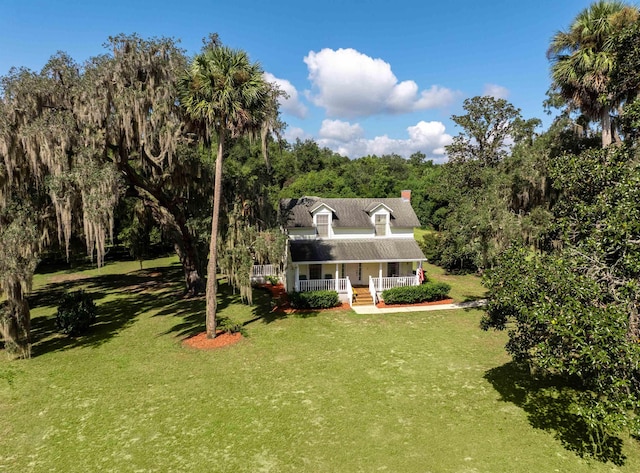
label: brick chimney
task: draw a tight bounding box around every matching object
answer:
[401,190,411,202]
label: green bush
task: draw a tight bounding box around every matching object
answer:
[265,275,280,285]
[56,290,97,336]
[289,290,340,309]
[217,316,247,336]
[381,282,451,305]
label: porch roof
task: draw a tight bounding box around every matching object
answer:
[290,238,426,264]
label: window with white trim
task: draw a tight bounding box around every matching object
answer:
[375,214,387,236]
[310,264,322,280]
[316,214,329,238]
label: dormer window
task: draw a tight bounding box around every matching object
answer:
[375,214,387,236]
[316,214,329,238]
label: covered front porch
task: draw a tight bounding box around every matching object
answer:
[286,238,426,306]
[289,261,421,306]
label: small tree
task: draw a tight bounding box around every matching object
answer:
[445,96,540,167]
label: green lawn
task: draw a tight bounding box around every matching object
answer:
[423,262,487,302]
[1,256,639,472]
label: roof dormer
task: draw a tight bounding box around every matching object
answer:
[309,202,335,238]
[367,204,392,237]
[364,202,393,215]
[309,202,336,215]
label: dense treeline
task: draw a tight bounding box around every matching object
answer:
[271,142,446,227]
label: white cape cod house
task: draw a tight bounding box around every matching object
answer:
[279,192,426,306]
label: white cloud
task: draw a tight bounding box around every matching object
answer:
[264,72,308,118]
[415,85,459,109]
[304,48,458,118]
[284,126,312,143]
[317,120,452,162]
[483,83,510,100]
[318,119,364,142]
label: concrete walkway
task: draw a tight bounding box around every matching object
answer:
[350,299,486,314]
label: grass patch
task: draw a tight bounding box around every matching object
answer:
[422,261,486,302]
[1,256,639,471]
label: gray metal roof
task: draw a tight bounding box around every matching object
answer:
[281,197,421,229]
[290,239,426,263]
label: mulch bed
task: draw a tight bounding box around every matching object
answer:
[280,302,351,314]
[182,330,243,350]
[260,283,352,314]
[376,298,454,309]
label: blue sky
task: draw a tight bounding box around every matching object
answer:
[2,0,596,161]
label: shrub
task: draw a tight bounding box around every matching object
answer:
[289,290,340,309]
[56,290,97,336]
[381,282,451,305]
[265,275,280,285]
[217,316,247,336]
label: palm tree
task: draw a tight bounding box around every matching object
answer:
[547,1,638,147]
[180,46,271,338]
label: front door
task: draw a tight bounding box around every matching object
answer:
[346,263,362,285]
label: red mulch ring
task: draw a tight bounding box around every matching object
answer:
[376,298,454,309]
[182,330,243,350]
[263,283,287,298]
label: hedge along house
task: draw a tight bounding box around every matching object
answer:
[279,191,426,306]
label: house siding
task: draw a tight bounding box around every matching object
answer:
[290,226,415,240]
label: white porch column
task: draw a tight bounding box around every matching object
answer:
[335,264,339,291]
[294,265,300,291]
[378,263,383,291]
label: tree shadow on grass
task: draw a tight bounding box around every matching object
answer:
[28,263,295,353]
[484,362,625,466]
[161,281,291,340]
[29,265,185,357]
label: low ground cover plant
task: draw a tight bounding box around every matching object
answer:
[289,290,340,309]
[382,282,451,305]
[217,316,247,336]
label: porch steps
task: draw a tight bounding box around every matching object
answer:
[352,287,375,306]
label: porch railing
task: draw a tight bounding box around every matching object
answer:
[298,278,349,293]
[371,275,419,292]
[251,264,278,278]
[368,276,378,304]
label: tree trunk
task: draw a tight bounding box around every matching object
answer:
[172,215,205,297]
[141,195,205,297]
[0,284,31,359]
[173,240,205,297]
[601,108,613,148]
[206,131,225,338]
